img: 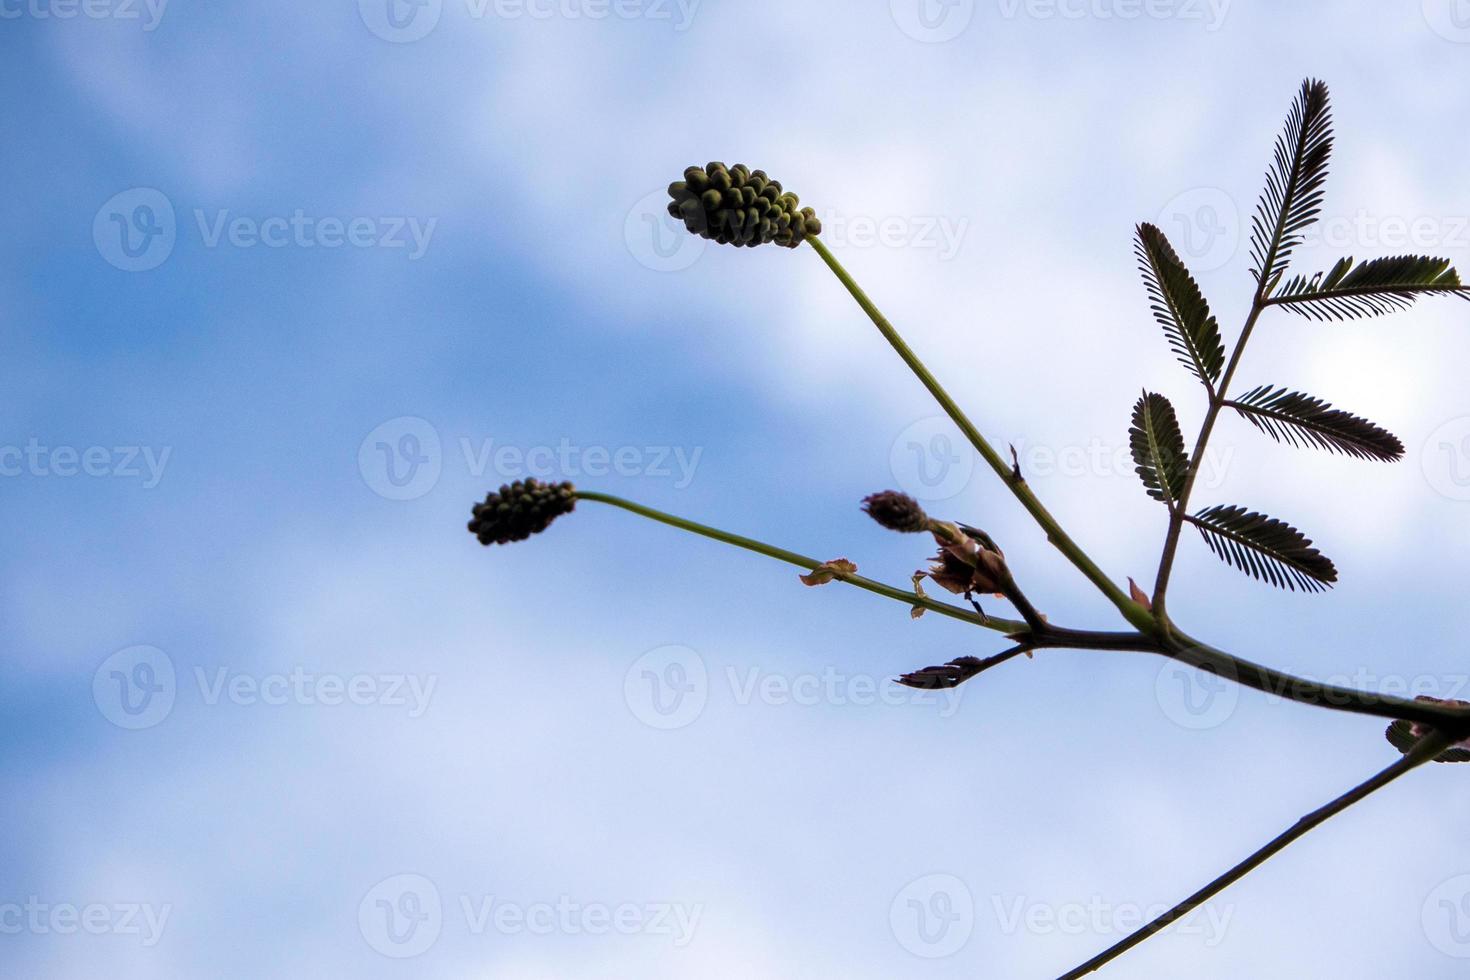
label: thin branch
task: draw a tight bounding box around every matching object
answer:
[805,236,1156,634]
[991,628,1470,731]
[1056,727,1459,979]
[1034,626,1470,731]
[1164,633,1470,732]
[577,491,1470,731]
[1028,628,1159,653]
[996,568,1049,634]
[573,490,1026,632]
[896,634,1161,690]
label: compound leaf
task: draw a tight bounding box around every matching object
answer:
[1135,223,1225,387]
[1190,504,1337,592]
[1270,254,1470,320]
[1130,391,1189,506]
[1250,79,1333,289]
[1229,385,1404,461]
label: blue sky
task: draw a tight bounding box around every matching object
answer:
[5,1,1470,977]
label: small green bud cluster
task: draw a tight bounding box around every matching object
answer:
[468,479,576,546]
[862,491,931,533]
[667,163,821,248]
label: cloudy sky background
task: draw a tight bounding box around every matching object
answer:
[5,1,1470,976]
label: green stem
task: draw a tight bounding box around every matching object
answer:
[573,491,1026,633]
[805,237,1154,634]
[1152,298,1266,625]
[1057,727,1458,979]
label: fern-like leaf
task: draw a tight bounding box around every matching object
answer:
[1249,79,1333,289]
[1189,504,1337,592]
[1229,385,1404,461]
[1135,223,1225,387]
[1129,392,1189,506]
[1269,254,1470,320]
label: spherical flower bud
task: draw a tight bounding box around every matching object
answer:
[862,490,930,533]
[468,479,576,546]
[666,162,822,248]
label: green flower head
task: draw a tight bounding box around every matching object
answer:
[468,479,576,546]
[667,162,822,248]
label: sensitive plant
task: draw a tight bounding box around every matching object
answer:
[467,80,1470,977]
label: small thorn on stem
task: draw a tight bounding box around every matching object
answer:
[1009,443,1024,482]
